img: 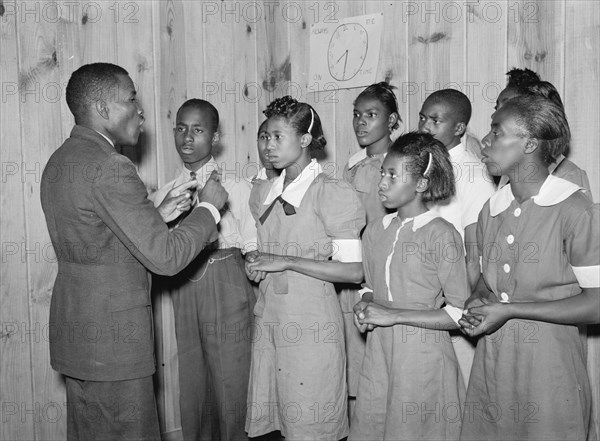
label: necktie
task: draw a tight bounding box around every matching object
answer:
[167,171,197,228]
[259,196,296,225]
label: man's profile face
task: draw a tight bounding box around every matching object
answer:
[103,74,144,146]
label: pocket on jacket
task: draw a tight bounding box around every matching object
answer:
[109,291,153,361]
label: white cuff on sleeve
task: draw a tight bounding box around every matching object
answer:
[358,286,373,299]
[332,239,362,262]
[242,239,258,254]
[572,265,600,288]
[197,202,221,224]
[443,305,464,325]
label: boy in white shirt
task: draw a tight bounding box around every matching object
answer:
[418,89,496,384]
[153,99,256,441]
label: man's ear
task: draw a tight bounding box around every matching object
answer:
[300,133,312,149]
[211,132,220,146]
[416,177,429,193]
[454,121,466,137]
[95,99,109,120]
[388,112,399,131]
[524,138,540,154]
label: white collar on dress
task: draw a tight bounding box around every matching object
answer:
[382,209,440,231]
[263,159,323,208]
[347,149,387,169]
[181,157,220,186]
[489,174,582,217]
[347,149,367,169]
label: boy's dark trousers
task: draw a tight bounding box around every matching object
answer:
[167,247,256,441]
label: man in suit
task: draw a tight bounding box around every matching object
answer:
[40,63,228,441]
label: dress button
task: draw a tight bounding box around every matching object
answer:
[503,263,510,273]
[506,234,515,244]
[514,208,522,217]
[500,292,510,303]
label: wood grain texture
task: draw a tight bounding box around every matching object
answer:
[407,0,467,131]
[332,1,366,178]
[116,2,158,190]
[232,1,260,176]
[465,0,508,141]
[375,0,409,140]
[201,1,236,167]
[506,0,565,95]
[16,2,67,439]
[0,2,35,440]
[151,0,187,435]
[2,2,599,439]
[564,2,600,439]
[155,0,187,187]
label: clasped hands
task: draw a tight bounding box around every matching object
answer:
[353,292,511,336]
[244,251,294,283]
[458,294,510,337]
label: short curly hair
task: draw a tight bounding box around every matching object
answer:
[354,82,402,130]
[505,67,541,89]
[66,63,129,121]
[263,96,326,155]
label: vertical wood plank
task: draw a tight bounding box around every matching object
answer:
[290,1,338,175]
[201,1,236,168]
[16,2,68,439]
[331,1,365,177]
[466,0,508,140]
[0,1,35,439]
[151,0,187,435]
[564,2,600,439]
[182,1,204,100]
[374,0,409,138]
[407,0,466,131]
[157,0,184,434]
[154,0,187,186]
[255,0,291,115]
[79,0,117,64]
[233,1,260,177]
[506,0,565,95]
[116,2,159,191]
[564,0,599,194]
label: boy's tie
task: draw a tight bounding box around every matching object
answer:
[167,171,197,228]
[259,196,296,225]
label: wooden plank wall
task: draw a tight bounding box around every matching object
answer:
[1,1,598,439]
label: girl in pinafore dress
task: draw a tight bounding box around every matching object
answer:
[341,82,401,404]
[244,96,366,440]
[459,95,599,441]
[351,132,469,441]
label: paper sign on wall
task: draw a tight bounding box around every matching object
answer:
[309,13,383,91]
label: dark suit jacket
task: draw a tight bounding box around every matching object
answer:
[41,125,218,381]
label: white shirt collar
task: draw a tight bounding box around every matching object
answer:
[347,149,387,169]
[263,159,323,208]
[447,142,464,158]
[95,130,114,147]
[181,157,219,186]
[254,167,269,181]
[489,174,582,217]
[382,209,440,231]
